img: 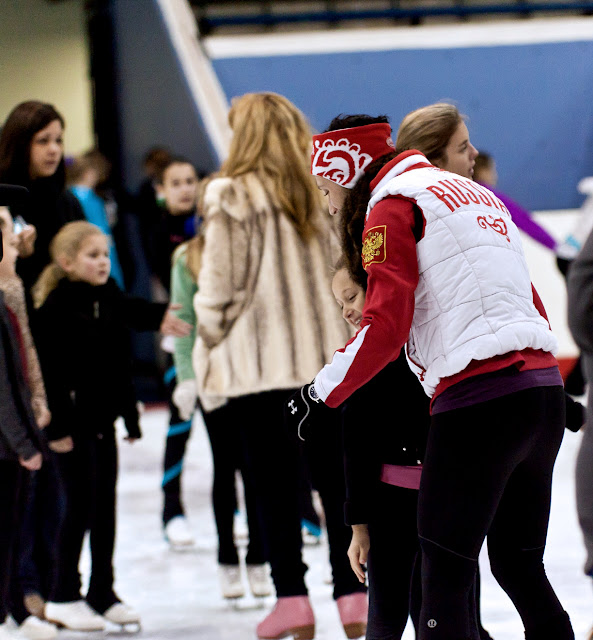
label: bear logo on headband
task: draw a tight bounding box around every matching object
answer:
[311,138,374,188]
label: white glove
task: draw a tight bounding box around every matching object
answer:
[172,379,198,421]
[578,176,593,195]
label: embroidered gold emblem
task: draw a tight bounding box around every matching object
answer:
[362,225,386,269]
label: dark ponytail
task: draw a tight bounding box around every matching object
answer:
[339,151,398,289]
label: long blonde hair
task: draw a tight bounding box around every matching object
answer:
[396,102,463,167]
[32,221,106,308]
[219,92,322,240]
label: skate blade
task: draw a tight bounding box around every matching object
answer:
[343,621,366,639]
[105,621,142,635]
[258,624,316,640]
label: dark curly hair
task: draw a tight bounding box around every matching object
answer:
[321,114,395,288]
[338,152,398,288]
[325,114,390,133]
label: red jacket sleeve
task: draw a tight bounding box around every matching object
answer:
[315,196,420,407]
[531,284,551,326]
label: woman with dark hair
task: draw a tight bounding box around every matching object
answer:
[288,106,573,640]
[0,100,84,292]
[312,112,493,640]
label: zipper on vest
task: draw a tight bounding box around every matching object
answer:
[93,301,99,319]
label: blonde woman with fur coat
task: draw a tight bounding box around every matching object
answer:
[193,93,366,640]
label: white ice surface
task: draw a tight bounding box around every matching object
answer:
[60,406,591,639]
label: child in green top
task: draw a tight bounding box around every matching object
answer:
[165,232,271,601]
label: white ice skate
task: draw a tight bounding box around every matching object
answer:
[164,515,196,550]
[0,620,20,640]
[219,564,245,601]
[10,616,57,640]
[44,600,105,631]
[246,564,272,598]
[103,602,141,632]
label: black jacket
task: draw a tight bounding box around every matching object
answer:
[11,179,85,292]
[341,352,431,525]
[33,278,167,441]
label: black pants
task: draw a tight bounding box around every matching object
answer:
[50,429,120,614]
[302,407,366,600]
[161,368,194,525]
[0,461,30,624]
[367,483,421,640]
[417,385,572,640]
[18,452,66,601]
[200,404,266,566]
[367,484,492,640]
[223,389,364,600]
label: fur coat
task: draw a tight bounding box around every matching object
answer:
[193,172,351,409]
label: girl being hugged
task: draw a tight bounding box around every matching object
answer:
[32,221,190,632]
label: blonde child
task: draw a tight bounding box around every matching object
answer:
[32,221,190,632]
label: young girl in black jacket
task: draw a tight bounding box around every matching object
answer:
[32,221,190,632]
[333,261,498,640]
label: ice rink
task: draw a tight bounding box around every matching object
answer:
[61,404,591,640]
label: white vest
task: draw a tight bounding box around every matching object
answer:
[367,157,558,396]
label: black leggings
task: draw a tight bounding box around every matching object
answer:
[0,462,30,624]
[367,483,420,640]
[161,368,193,525]
[222,389,364,599]
[50,430,119,613]
[200,404,266,566]
[366,484,492,640]
[417,385,572,640]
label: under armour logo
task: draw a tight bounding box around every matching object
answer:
[427,619,437,628]
[288,400,298,415]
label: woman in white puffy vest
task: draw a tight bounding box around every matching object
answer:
[287,104,573,640]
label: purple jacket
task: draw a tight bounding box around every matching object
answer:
[481,184,557,251]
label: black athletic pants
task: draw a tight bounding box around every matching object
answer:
[49,429,120,614]
[366,483,492,640]
[220,389,364,600]
[417,385,573,640]
[161,368,193,525]
[18,453,66,602]
[200,404,266,566]
[0,461,30,624]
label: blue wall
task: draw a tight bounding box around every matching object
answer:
[212,40,593,210]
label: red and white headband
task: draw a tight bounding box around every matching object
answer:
[311,123,395,189]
